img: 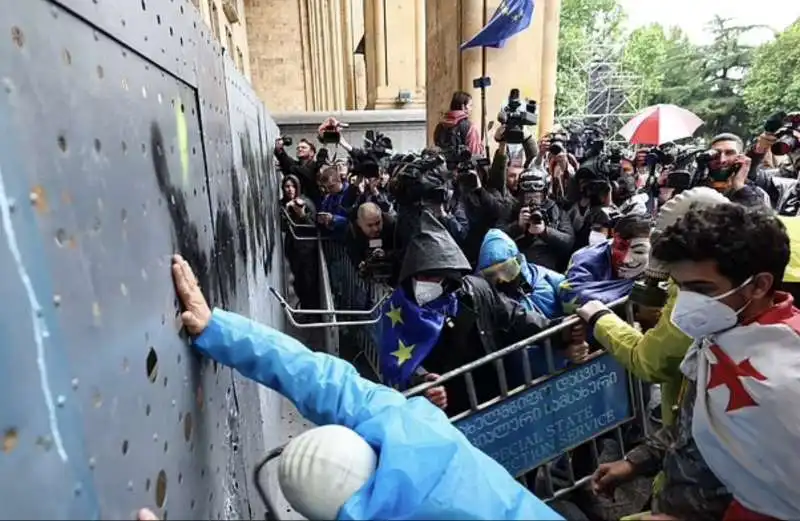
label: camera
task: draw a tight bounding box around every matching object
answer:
[695,149,741,189]
[771,112,800,156]
[360,241,393,282]
[319,120,349,145]
[389,153,449,206]
[498,88,538,144]
[645,146,676,169]
[546,132,568,156]
[279,136,293,147]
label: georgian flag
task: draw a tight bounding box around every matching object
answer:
[689,294,800,519]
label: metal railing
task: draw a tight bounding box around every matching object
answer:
[267,219,652,517]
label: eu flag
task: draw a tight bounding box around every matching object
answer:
[461,0,535,50]
[559,242,635,314]
[379,287,459,388]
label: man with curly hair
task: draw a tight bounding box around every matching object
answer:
[590,203,800,521]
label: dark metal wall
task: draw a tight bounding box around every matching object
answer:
[0,0,292,518]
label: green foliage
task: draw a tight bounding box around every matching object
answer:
[556,3,799,139]
[744,18,800,130]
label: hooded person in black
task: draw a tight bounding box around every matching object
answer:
[398,212,567,417]
[281,175,321,312]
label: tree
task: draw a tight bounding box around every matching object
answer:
[744,18,800,131]
[694,16,759,137]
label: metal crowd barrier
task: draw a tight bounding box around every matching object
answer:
[270,215,653,515]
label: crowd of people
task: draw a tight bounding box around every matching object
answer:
[248,92,800,520]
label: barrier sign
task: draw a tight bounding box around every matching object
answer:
[455,353,632,477]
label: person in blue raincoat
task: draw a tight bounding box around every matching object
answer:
[476,228,588,380]
[168,254,562,521]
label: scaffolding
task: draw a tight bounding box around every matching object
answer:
[555,41,644,142]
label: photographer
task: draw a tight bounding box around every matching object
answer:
[280,175,320,311]
[696,133,768,208]
[390,153,467,254]
[572,176,615,250]
[346,202,399,283]
[317,165,351,235]
[275,137,323,205]
[745,112,800,215]
[503,164,575,272]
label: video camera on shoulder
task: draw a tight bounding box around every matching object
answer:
[498,88,538,145]
[768,112,800,156]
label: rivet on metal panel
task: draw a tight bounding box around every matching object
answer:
[88,457,96,469]
[2,78,13,94]
[74,483,82,496]
[71,378,79,389]
[53,294,62,306]
[56,395,66,407]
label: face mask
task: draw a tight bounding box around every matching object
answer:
[413,280,444,306]
[589,230,608,246]
[671,276,753,339]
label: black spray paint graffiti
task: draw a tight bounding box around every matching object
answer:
[150,122,237,306]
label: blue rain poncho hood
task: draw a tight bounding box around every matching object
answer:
[477,228,565,319]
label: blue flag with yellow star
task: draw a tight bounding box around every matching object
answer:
[379,287,459,388]
[559,242,634,314]
[461,0,534,50]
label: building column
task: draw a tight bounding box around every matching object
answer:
[426,0,559,144]
[363,0,426,109]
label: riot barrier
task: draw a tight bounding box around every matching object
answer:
[267,234,653,513]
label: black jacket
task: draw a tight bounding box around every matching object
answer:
[503,198,575,272]
[276,148,322,204]
[400,212,551,416]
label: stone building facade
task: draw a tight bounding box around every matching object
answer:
[192,0,561,138]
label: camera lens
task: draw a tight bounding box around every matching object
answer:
[772,134,798,156]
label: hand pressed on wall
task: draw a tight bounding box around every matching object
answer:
[172,254,212,336]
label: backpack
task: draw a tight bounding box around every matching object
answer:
[434,118,471,156]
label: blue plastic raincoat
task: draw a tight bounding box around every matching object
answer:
[194,309,563,521]
[477,229,565,319]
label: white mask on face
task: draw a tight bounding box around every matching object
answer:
[671,276,753,339]
[589,231,609,246]
[413,280,444,306]
[616,238,651,279]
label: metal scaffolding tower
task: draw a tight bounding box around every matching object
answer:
[556,41,644,141]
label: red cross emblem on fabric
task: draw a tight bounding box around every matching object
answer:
[707,344,767,412]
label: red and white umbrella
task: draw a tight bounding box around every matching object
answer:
[618,104,704,146]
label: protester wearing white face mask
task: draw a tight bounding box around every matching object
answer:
[376,212,571,420]
[587,203,800,521]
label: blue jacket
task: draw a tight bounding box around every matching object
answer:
[320,183,350,233]
[477,229,569,378]
[194,310,563,521]
[477,229,566,320]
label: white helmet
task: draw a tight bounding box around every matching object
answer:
[648,186,731,280]
[278,425,378,520]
